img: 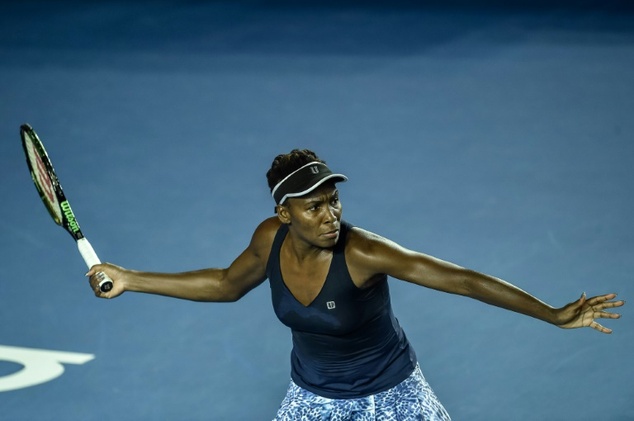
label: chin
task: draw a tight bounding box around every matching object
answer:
[319,236,339,248]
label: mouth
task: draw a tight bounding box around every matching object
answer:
[322,229,339,239]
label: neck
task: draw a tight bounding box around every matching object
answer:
[284,230,332,263]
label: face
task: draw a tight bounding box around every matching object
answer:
[277,182,343,248]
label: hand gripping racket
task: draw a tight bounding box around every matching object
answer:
[20,124,113,293]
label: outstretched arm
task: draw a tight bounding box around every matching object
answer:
[87,218,279,302]
[347,228,624,333]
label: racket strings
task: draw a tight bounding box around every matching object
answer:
[23,133,63,224]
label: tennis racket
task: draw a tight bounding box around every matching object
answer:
[20,124,113,293]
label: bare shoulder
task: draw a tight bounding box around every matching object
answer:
[249,216,282,257]
[346,225,466,290]
[345,226,402,287]
[255,216,282,236]
[346,226,399,256]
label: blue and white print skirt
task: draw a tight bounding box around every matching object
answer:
[273,364,451,421]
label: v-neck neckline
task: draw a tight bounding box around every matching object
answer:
[278,233,335,308]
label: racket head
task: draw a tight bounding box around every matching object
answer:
[20,124,83,240]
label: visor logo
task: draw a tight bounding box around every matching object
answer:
[310,165,319,174]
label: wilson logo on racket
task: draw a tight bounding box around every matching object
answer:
[61,201,80,234]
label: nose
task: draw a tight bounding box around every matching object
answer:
[324,204,338,223]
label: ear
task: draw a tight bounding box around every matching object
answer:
[276,204,292,224]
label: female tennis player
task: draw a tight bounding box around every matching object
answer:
[88,149,624,420]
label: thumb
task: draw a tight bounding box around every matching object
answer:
[575,292,587,309]
[85,264,101,277]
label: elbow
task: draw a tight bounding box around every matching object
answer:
[195,269,263,303]
[193,291,242,303]
[200,278,247,303]
[218,290,244,303]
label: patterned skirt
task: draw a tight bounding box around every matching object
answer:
[273,364,451,421]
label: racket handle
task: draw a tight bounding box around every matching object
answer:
[77,238,113,292]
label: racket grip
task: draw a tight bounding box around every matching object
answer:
[77,238,113,292]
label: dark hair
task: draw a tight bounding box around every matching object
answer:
[266,149,325,192]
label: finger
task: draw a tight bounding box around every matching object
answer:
[595,310,621,320]
[568,292,586,310]
[90,272,107,295]
[94,285,110,299]
[85,264,101,277]
[586,293,618,306]
[590,321,613,334]
[596,300,626,310]
[88,272,101,289]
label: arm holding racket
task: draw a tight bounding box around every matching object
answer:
[86,253,266,301]
[86,217,277,300]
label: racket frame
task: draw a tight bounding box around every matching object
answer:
[20,124,113,293]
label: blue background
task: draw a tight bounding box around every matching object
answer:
[1,1,632,419]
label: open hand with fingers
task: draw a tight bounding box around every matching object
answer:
[556,293,624,333]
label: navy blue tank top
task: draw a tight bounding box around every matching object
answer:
[266,221,417,399]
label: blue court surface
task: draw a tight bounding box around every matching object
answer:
[1,1,632,420]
